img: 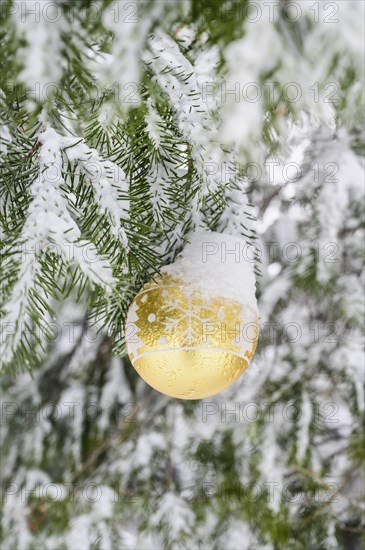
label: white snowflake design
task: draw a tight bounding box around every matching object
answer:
[161,293,223,346]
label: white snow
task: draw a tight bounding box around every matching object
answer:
[0,125,12,156]
[62,135,130,248]
[1,127,118,367]
[13,1,65,101]
[144,32,227,196]
[162,230,258,313]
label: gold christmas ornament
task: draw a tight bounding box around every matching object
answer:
[126,231,259,399]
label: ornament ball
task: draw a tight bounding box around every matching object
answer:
[126,231,259,399]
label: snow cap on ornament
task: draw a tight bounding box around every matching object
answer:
[126,230,259,399]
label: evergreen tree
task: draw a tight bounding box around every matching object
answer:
[1,1,364,548]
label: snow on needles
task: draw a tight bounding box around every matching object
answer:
[144,31,226,196]
[63,135,130,249]
[13,1,65,101]
[1,128,121,367]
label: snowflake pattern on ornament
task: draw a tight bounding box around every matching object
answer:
[131,274,258,359]
[161,292,220,346]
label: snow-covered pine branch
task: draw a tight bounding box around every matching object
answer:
[1,127,130,370]
[144,31,225,197]
[62,136,130,250]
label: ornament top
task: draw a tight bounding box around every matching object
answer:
[161,230,258,314]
